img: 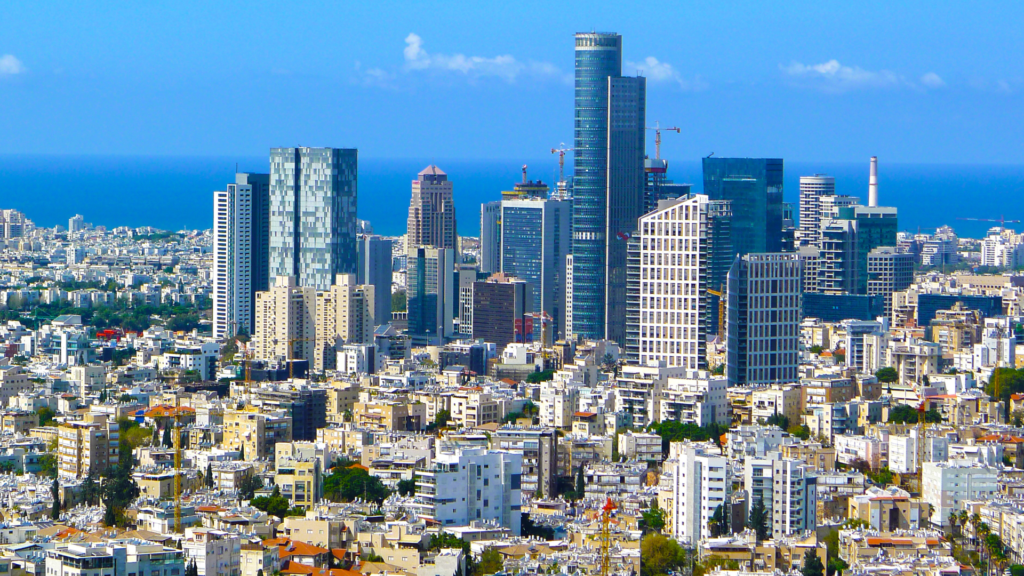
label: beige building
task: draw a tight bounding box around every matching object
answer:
[0,366,31,407]
[1,410,38,436]
[253,276,316,366]
[353,401,426,432]
[314,274,375,372]
[847,486,930,531]
[752,385,802,424]
[57,415,120,479]
[222,409,293,459]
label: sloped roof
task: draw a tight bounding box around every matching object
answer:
[419,165,446,177]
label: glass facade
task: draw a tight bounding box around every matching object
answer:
[702,158,784,257]
[269,147,358,291]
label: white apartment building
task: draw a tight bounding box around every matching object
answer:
[797,175,835,247]
[744,455,817,538]
[314,273,375,372]
[637,194,709,370]
[253,276,316,365]
[415,447,522,535]
[671,443,729,546]
[618,432,662,462]
[615,362,689,426]
[888,432,918,474]
[182,527,242,576]
[922,460,999,527]
[538,380,580,429]
[47,543,184,576]
[834,434,884,470]
[655,372,729,426]
[213,174,268,339]
[751,385,802,424]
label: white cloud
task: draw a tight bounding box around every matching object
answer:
[0,55,25,75]
[920,72,946,89]
[781,59,905,92]
[397,33,567,83]
[626,56,709,91]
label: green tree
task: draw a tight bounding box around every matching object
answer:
[100,439,141,527]
[765,412,790,430]
[81,469,100,505]
[37,406,56,427]
[526,370,555,383]
[748,498,769,541]
[788,425,811,440]
[391,291,407,312]
[574,466,586,501]
[875,367,898,383]
[396,478,416,496]
[426,410,451,432]
[51,477,61,519]
[39,453,58,479]
[103,501,116,526]
[238,474,263,500]
[709,504,728,537]
[162,426,172,447]
[323,465,391,504]
[801,550,825,576]
[641,500,666,534]
[521,513,555,540]
[640,534,687,576]
[206,463,214,488]
[251,485,294,518]
[476,548,503,576]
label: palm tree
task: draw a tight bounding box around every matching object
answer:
[971,513,982,549]
[949,512,960,552]
[977,522,990,573]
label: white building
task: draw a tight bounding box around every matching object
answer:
[744,454,817,538]
[797,175,835,248]
[922,460,999,527]
[415,447,522,535]
[213,174,268,339]
[656,372,729,426]
[637,194,710,370]
[888,432,918,474]
[182,527,241,576]
[671,442,729,546]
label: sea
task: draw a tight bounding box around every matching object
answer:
[2,154,1024,240]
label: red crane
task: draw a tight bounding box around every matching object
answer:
[645,122,681,160]
[550,144,573,183]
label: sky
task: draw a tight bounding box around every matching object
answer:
[2,1,1023,163]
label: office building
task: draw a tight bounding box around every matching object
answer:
[252,276,316,366]
[702,158,784,256]
[269,147,358,291]
[867,247,914,316]
[415,447,522,535]
[726,253,801,386]
[671,443,729,546]
[644,158,692,215]
[214,173,270,339]
[472,272,533,351]
[407,246,457,346]
[634,195,709,370]
[499,180,572,338]
[480,200,502,275]
[797,175,835,247]
[564,254,574,337]
[407,165,457,251]
[572,32,647,342]
[314,274,375,372]
[457,266,478,337]
[356,235,393,325]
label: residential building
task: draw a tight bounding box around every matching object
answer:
[269,147,358,291]
[655,372,729,426]
[492,426,558,498]
[797,174,835,247]
[415,447,522,535]
[222,409,293,460]
[252,276,316,365]
[57,416,119,479]
[670,442,729,545]
[745,455,818,538]
[213,173,271,339]
[922,460,999,527]
[867,247,914,316]
[314,273,375,371]
[183,528,242,576]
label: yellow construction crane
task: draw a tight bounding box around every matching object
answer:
[707,285,726,336]
[174,397,183,532]
[600,497,617,576]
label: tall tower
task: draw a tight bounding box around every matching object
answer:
[213,172,270,339]
[572,32,646,342]
[798,175,835,247]
[407,165,457,251]
[702,158,785,256]
[269,147,358,291]
[868,156,879,207]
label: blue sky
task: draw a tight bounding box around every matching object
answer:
[1,1,1023,163]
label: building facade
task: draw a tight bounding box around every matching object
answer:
[213,173,270,339]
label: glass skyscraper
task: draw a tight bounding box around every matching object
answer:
[269,147,358,291]
[702,158,784,257]
[572,32,646,342]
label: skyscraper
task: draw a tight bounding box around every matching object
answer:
[726,253,801,386]
[572,32,647,342]
[644,158,692,215]
[472,272,534,351]
[269,147,358,291]
[479,200,502,275]
[356,235,394,325]
[702,158,784,256]
[499,179,572,339]
[407,246,457,346]
[407,165,457,251]
[798,175,835,247]
[252,275,316,365]
[213,172,270,339]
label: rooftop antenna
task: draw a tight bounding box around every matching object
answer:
[522,165,528,184]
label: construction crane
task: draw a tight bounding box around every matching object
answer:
[707,285,726,336]
[600,497,617,576]
[174,397,183,532]
[645,122,681,160]
[957,215,1021,228]
[550,144,574,183]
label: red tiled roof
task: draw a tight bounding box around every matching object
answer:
[264,538,329,559]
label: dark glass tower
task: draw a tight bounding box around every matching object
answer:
[572,32,646,342]
[702,158,784,257]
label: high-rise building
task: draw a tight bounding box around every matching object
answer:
[643,158,693,221]
[479,200,502,275]
[407,246,456,346]
[407,165,457,251]
[269,147,358,291]
[499,180,572,338]
[867,247,914,316]
[702,158,784,256]
[564,254,574,337]
[726,253,801,386]
[68,214,86,235]
[0,209,27,239]
[798,175,835,247]
[472,272,533,351]
[816,204,899,295]
[214,173,270,339]
[416,447,523,535]
[634,195,709,370]
[253,276,316,365]
[744,455,818,538]
[356,235,393,325]
[314,274,375,372]
[705,200,734,336]
[572,32,647,342]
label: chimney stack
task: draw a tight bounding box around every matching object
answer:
[868,156,878,207]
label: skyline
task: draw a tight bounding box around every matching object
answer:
[1,1,1023,163]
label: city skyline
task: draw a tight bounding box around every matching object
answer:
[2,2,1024,164]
